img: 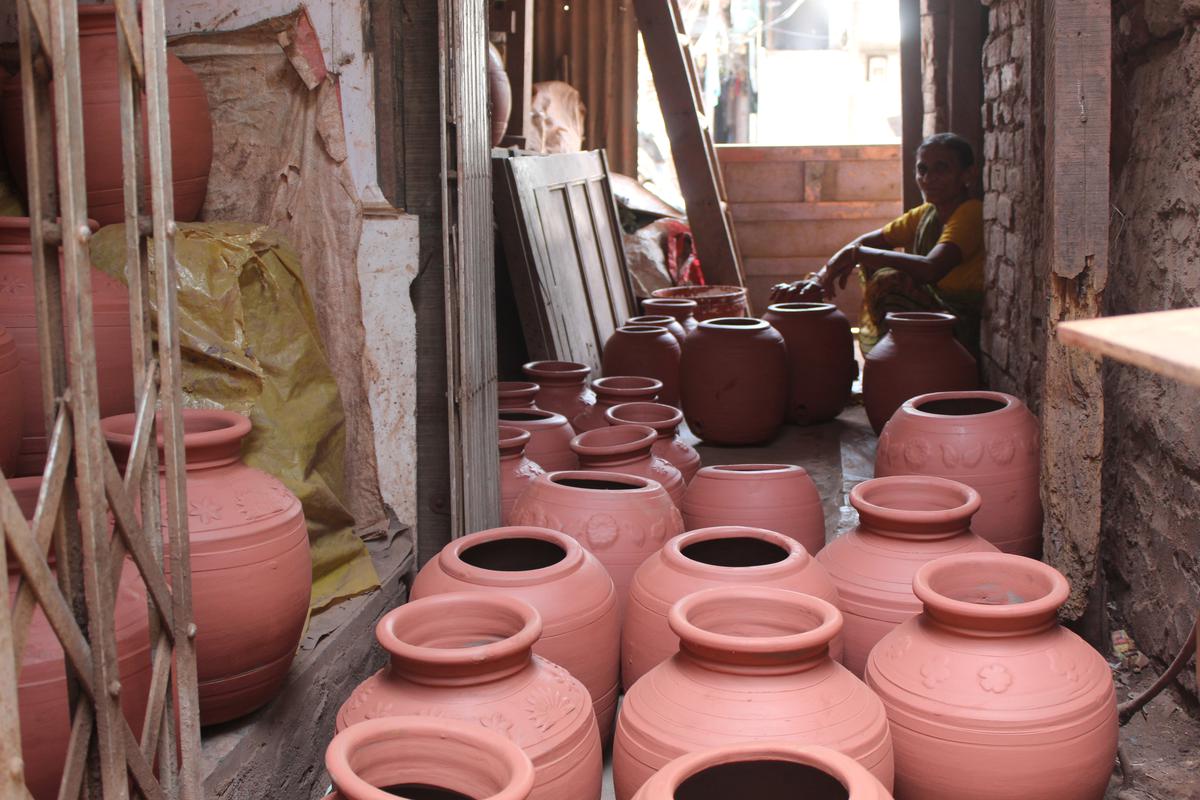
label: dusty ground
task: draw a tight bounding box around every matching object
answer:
[1108,668,1200,800]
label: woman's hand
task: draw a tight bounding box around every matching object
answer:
[820,243,860,298]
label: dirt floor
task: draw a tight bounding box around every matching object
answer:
[1108,668,1200,799]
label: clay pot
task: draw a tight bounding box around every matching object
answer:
[876,391,1043,556]
[509,471,684,619]
[862,312,979,435]
[499,426,545,525]
[631,743,894,800]
[641,297,699,335]
[572,376,662,433]
[521,361,594,431]
[762,302,858,425]
[814,475,997,677]
[680,465,825,555]
[325,716,536,800]
[679,318,787,445]
[650,285,748,321]
[487,43,513,147]
[865,553,1118,800]
[622,526,840,689]
[1,6,212,225]
[497,409,577,472]
[601,326,682,407]
[101,409,311,725]
[1,217,134,476]
[612,586,894,800]
[8,477,153,800]
[0,323,21,475]
[627,314,687,345]
[411,526,620,741]
[337,593,603,800]
[570,424,685,508]
[499,381,540,410]
[604,402,701,484]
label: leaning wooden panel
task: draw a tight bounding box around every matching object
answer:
[1057,308,1200,390]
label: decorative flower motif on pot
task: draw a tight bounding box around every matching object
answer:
[479,712,516,739]
[235,482,292,521]
[921,655,951,689]
[941,441,984,469]
[987,437,1016,465]
[886,635,912,662]
[525,685,577,733]
[0,273,27,294]
[583,514,619,549]
[188,495,223,525]
[978,663,1013,694]
[903,440,929,469]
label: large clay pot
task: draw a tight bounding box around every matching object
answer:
[1,218,134,476]
[521,361,594,431]
[411,526,620,741]
[679,318,787,445]
[876,391,1043,556]
[499,426,545,525]
[499,381,540,410]
[641,297,699,335]
[602,326,682,407]
[101,409,310,725]
[762,302,857,425]
[9,477,153,800]
[572,376,662,433]
[0,323,21,475]
[570,424,685,508]
[497,409,576,472]
[604,401,701,484]
[627,314,687,346]
[325,716,535,800]
[1,6,213,225]
[651,285,748,321]
[680,464,825,555]
[612,586,894,800]
[622,526,840,689]
[509,471,684,619]
[862,312,978,435]
[865,553,1118,800]
[814,475,997,677]
[487,43,513,147]
[337,593,603,800]
[631,743,895,800]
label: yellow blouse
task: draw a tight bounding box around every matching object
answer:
[880,199,984,297]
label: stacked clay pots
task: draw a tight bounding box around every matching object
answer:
[641,297,698,335]
[572,376,662,433]
[499,426,544,524]
[876,390,1043,556]
[680,464,825,555]
[762,302,857,425]
[499,380,540,410]
[411,526,621,740]
[498,408,576,472]
[522,361,595,430]
[570,424,685,508]
[627,314,687,345]
[605,401,701,484]
[0,323,21,475]
[602,325,682,406]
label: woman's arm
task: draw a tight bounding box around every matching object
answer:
[857,241,963,285]
[818,229,892,296]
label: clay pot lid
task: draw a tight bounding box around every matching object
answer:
[696,464,808,482]
[850,475,982,537]
[325,716,536,800]
[697,317,770,332]
[521,360,590,383]
[901,390,1020,419]
[570,424,657,458]
[497,408,569,429]
[884,310,957,329]
[593,376,662,399]
[652,285,746,301]
[438,525,585,587]
[497,425,531,455]
[604,401,683,434]
[766,301,838,314]
[914,552,1069,635]
[101,408,251,469]
[497,380,539,400]
[664,526,808,576]
[542,470,656,493]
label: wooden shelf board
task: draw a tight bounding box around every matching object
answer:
[1057,308,1200,388]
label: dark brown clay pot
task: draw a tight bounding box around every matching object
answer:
[487,43,513,147]
[499,426,545,525]
[641,297,699,335]
[627,314,687,345]
[570,424,685,507]
[499,381,540,410]
[862,312,978,435]
[604,401,701,484]
[679,318,787,445]
[522,361,594,431]
[572,376,662,433]
[412,526,620,741]
[650,285,748,321]
[762,302,858,425]
[602,326,682,406]
[498,409,577,472]
[0,323,21,475]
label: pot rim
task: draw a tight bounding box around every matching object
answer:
[766,301,838,315]
[497,380,539,395]
[604,401,683,433]
[100,408,251,468]
[592,375,663,397]
[913,552,1069,631]
[697,317,770,332]
[850,475,981,533]
[541,469,657,493]
[627,315,678,327]
[570,424,657,458]
[883,310,957,328]
[376,591,542,668]
[696,463,806,480]
[899,390,1020,419]
[438,525,586,587]
[615,324,673,336]
[497,425,531,454]
[643,297,699,308]
[664,526,808,576]
[652,284,747,301]
[669,585,841,656]
[521,360,590,382]
[497,408,569,428]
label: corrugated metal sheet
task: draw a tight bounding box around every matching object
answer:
[533,0,639,176]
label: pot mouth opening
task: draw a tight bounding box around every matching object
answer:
[710,463,795,475]
[885,311,956,326]
[605,401,681,428]
[654,285,744,299]
[550,473,648,491]
[497,410,556,423]
[379,594,539,659]
[913,394,1010,416]
[644,298,698,308]
[497,426,531,449]
[521,360,589,379]
[766,302,836,314]
[376,785,475,799]
[853,475,978,516]
[594,376,663,394]
[674,760,849,800]
[100,409,251,454]
[916,553,1069,621]
[572,424,657,452]
[459,537,567,572]
[680,536,790,568]
[671,587,839,653]
[618,324,670,335]
[497,380,539,393]
[703,317,766,329]
[627,315,676,326]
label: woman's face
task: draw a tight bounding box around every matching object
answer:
[915,144,970,206]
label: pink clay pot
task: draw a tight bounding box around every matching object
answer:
[814,475,997,677]
[0,323,21,475]
[605,402,701,484]
[680,464,825,555]
[641,297,699,335]
[865,553,1118,800]
[337,593,603,800]
[499,426,545,525]
[622,526,840,689]
[570,424,685,508]
[627,314,687,346]
[499,381,540,410]
[631,743,894,800]
[876,390,1043,556]
[411,526,620,742]
[650,285,748,321]
[612,586,894,800]
[497,409,577,472]
[324,716,535,800]
[572,376,662,433]
[521,361,594,430]
[762,302,858,425]
[602,325,682,407]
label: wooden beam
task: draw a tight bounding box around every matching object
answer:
[1058,309,1200,390]
[899,0,922,210]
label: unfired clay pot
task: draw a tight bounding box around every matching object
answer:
[411,526,620,741]
[1,6,212,225]
[1,217,133,476]
[612,586,894,800]
[102,409,311,725]
[498,409,577,472]
[337,593,603,800]
[862,312,979,435]
[876,391,1043,556]
[622,526,840,689]
[641,297,699,335]
[570,424,685,508]
[679,318,787,445]
[627,314,687,346]
[865,553,1118,800]
[762,302,857,425]
[0,323,21,475]
[680,464,825,555]
[651,285,748,321]
[521,361,594,430]
[814,475,997,677]
[499,426,545,525]
[509,471,684,620]
[631,743,895,800]
[602,326,682,407]
[604,402,701,484]
[324,716,535,800]
[499,381,540,410]
[572,376,662,433]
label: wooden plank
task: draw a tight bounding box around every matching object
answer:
[732,219,896,259]
[728,201,903,223]
[720,156,903,204]
[715,144,902,163]
[1057,309,1200,390]
[899,0,922,210]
